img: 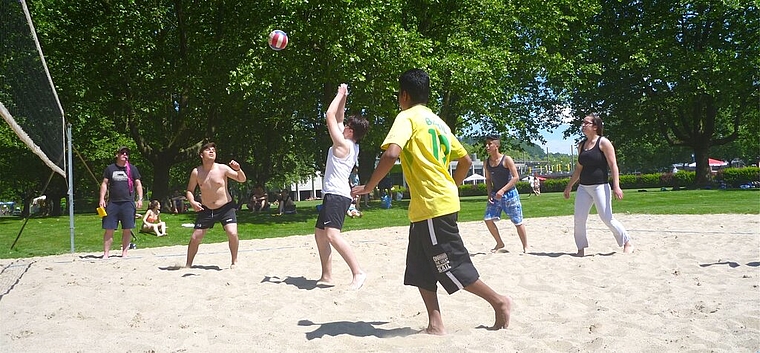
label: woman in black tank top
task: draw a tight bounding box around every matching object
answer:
[562,114,633,256]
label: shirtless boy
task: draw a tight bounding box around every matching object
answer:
[185,142,247,268]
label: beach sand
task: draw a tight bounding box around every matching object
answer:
[1,214,758,352]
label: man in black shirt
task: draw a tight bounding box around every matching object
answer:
[98,146,143,259]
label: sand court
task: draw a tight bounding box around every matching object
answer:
[1,213,758,352]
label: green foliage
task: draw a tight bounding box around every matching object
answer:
[3,0,756,206]
[673,171,697,187]
[719,167,760,187]
[458,183,488,196]
[545,0,759,186]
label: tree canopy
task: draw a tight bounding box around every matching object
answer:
[0,0,756,211]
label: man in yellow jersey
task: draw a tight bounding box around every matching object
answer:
[352,69,512,335]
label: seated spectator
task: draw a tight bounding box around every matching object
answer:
[276,189,297,215]
[171,192,187,214]
[347,200,362,218]
[141,200,167,236]
[249,185,270,212]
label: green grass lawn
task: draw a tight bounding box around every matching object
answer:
[0,188,757,259]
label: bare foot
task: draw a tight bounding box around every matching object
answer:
[489,295,513,330]
[230,263,237,269]
[423,326,446,335]
[522,246,529,254]
[623,242,634,254]
[317,278,335,287]
[350,272,367,290]
[490,243,505,253]
[575,249,585,257]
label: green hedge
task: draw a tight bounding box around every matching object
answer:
[453,167,760,196]
[718,167,760,187]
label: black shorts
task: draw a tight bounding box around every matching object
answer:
[102,201,136,230]
[193,201,237,229]
[404,212,479,294]
[315,194,352,230]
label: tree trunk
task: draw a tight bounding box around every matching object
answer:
[693,148,712,188]
[150,156,173,203]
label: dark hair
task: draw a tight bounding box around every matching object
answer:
[199,142,216,156]
[149,199,160,210]
[346,114,369,143]
[586,113,604,136]
[399,69,430,105]
[485,134,500,142]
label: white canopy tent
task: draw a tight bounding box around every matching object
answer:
[463,173,487,184]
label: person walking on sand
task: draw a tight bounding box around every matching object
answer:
[314,83,369,290]
[99,146,143,259]
[483,135,529,253]
[563,113,633,257]
[185,142,247,268]
[352,69,511,334]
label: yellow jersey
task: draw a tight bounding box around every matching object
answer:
[381,105,467,222]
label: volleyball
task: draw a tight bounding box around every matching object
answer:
[268,30,288,51]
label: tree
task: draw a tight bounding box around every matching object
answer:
[550,0,759,186]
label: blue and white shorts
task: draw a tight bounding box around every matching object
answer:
[483,188,524,225]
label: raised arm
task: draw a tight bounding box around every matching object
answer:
[326,83,351,158]
[227,160,247,183]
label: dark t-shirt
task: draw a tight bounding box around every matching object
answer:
[486,155,514,192]
[103,163,141,202]
[578,138,608,185]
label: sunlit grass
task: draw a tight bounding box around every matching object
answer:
[0,188,757,259]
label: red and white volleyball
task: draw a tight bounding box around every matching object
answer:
[268,30,288,51]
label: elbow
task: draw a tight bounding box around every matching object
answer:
[459,155,473,169]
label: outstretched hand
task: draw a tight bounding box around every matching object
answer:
[351,185,370,197]
[338,83,349,97]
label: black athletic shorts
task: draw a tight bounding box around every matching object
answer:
[102,201,136,230]
[404,212,479,294]
[315,193,352,230]
[193,201,237,229]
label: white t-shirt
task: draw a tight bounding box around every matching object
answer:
[322,144,357,199]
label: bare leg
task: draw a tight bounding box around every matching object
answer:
[317,227,366,288]
[464,279,512,329]
[223,223,239,267]
[484,220,505,252]
[419,288,446,335]
[515,224,528,253]
[185,229,207,267]
[623,240,634,254]
[315,228,334,284]
[102,229,115,259]
[120,229,131,257]
[327,227,366,289]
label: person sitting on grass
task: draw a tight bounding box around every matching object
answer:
[141,200,167,236]
[276,189,297,215]
[249,185,270,213]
